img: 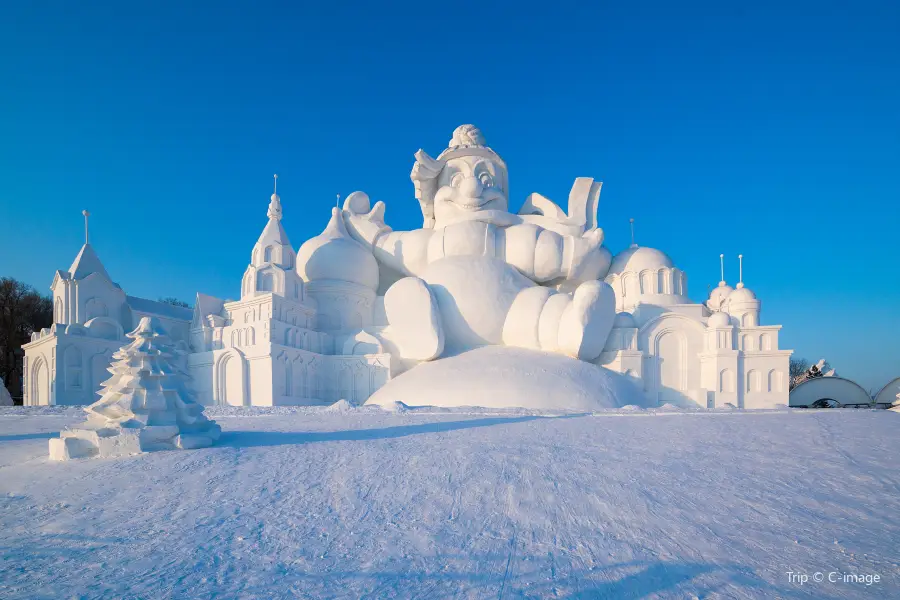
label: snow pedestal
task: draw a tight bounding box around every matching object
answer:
[365,345,643,411]
[49,317,221,461]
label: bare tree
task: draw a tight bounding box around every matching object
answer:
[0,278,53,403]
[789,357,810,390]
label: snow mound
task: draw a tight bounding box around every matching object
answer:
[366,346,641,411]
[325,399,355,412]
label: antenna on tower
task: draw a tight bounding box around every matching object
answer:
[82,210,90,245]
[719,253,725,284]
[629,218,637,248]
[737,254,744,289]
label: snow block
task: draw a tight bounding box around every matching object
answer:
[140,425,180,446]
[49,437,97,461]
[176,434,213,449]
[96,428,142,458]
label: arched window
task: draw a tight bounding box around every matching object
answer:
[719,369,735,393]
[284,360,292,396]
[741,334,753,351]
[767,369,782,392]
[640,271,652,294]
[257,271,273,292]
[55,298,63,323]
[264,246,273,263]
[747,369,761,392]
[65,347,83,390]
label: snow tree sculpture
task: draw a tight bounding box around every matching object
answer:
[49,317,221,460]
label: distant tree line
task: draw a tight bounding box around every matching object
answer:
[0,277,53,403]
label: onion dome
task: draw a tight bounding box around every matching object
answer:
[608,246,674,276]
[613,312,637,328]
[707,311,731,328]
[707,281,734,311]
[296,208,379,290]
[728,286,757,303]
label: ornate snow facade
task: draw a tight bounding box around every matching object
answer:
[186,183,391,406]
[21,228,193,406]
[598,248,792,409]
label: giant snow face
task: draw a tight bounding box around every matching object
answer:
[432,155,508,228]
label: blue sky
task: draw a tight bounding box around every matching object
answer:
[1,1,898,390]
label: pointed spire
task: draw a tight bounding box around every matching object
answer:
[736,254,744,289]
[267,174,282,221]
[83,210,90,245]
[719,253,726,285]
[629,218,637,248]
[336,193,341,208]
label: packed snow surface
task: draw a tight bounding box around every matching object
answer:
[1,405,899,599]
[366,346,642,410]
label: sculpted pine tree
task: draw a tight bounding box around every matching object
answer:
[50,317,221,460]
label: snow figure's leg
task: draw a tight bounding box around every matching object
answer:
[384,277,445,361]
[502,282,614,361]
[558,280,616,361]
[501,286,553,350]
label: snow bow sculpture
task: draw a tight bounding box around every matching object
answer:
[341,124,616,362]
[49,317,221,460]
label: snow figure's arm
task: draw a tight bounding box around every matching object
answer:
[341,192,433,277]
[502,224,607,283]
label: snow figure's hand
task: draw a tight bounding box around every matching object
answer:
[342,192,390,246]
[567,228,606,282]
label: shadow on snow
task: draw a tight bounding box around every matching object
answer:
[218,415,583,448]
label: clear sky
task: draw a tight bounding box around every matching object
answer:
[1,1,898,391]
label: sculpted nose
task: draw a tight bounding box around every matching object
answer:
[459,175,483,197]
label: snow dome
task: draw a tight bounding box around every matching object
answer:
[604,246,689,312]
[608,246,673,275]
[707,282,734,311]
[728,286,757,302]
[707,311,731,329]
[296,207,379,290]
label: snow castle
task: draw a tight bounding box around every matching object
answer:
[23,125,792,410]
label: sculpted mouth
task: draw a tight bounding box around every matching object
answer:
[452,196,491,210]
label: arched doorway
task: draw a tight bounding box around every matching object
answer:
[217,353,246,406]
[811,398,841,409]
[31,359,49,406]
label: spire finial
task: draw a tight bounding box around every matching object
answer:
[719,253,725,284]
[737,254,744,289]
[629,218,637,248]
[82,210,90,245]
[336,193,341,208]
[267,176,282,220]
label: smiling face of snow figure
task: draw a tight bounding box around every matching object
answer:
[432,155,508,228]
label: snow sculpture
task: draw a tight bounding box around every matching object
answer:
[341,124,616,362]
[0,378,13,406]
[49,317,221,460]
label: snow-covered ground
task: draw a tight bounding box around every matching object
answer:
[1,405,898,599]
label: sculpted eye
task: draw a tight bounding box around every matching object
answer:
[450,172,465,188]
[479,172,494,188]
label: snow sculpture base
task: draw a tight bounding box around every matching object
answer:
[365,346,641,411]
